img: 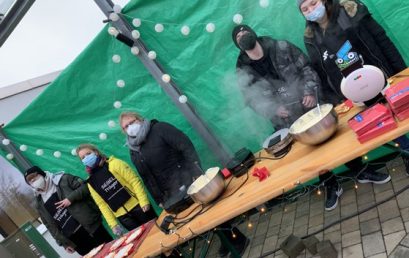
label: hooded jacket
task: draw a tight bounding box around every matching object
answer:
[234,28,321,129]
[303,0,407,105]
[129,120,202,205]
[34,172,102,248]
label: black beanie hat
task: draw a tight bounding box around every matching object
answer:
[24,166,46,183]
[232,24,257,49]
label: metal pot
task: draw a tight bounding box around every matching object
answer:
[187,167,225,204]
[289,104,338,145]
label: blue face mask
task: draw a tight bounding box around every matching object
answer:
[305,2,326,22]
[82,153,98,168]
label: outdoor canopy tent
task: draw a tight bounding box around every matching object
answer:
[1,0,409,204]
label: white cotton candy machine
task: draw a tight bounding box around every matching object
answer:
[187,167,225,204]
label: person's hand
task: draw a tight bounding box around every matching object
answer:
[276,106,290,118]
[112,225,124,237]
[302,95,316,108]
[141,204,151,212]
[55,198,71,209]
[65,246,75,253]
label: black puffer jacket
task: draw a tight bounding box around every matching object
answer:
[129,120,202,205]
[236,36,321,129]
[303,0,407,105]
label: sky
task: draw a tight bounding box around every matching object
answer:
[0,0,129,88]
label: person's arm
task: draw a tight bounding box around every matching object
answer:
[88,184,118,229]
[360,14,407,74]
[111,159,150,208]
[65,174,89,202]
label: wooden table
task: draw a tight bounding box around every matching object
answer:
[133,69,409,257]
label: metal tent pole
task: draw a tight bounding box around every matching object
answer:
[0,125,32,171]
[94,0,232,166]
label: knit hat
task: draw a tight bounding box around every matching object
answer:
[24,166,46,183]
[296,0,306,9]
[232,24,257,49]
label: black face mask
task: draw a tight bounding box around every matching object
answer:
[238,33,257,51]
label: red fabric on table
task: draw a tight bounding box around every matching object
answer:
[90,220,155,258]
[357,117,397,143]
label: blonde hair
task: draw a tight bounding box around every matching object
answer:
[119,111,143,132]
[76,143,101,156]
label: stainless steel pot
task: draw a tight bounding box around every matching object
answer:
[289,104,338,145]
[187,167,225,204]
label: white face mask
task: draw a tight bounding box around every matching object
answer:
[305,2,326,22]
[31,176,46,191]
[127,123,141,137]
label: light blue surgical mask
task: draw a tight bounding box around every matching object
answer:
[305,2,326,22]
[82,153,98,168]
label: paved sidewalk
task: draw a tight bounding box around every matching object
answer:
[197,155,409,258]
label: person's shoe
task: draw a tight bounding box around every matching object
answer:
[229,238,250,258]
[357,169,391,184]
[402,153,409,176]
[325,184,343,211]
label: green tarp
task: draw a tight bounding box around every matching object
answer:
[2,0,409,189]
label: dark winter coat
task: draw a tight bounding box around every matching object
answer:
[35,174,102,248]
[303,0,407,105]
[130,120,202,205]
[236,37,321,129]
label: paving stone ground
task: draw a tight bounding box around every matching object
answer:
[184,155,409,258]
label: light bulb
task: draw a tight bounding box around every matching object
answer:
[181,25,190,36]
[259,0,270,8]
[131,30,140,39]
[116,79,125,88]
[206,23,215,33]
[108,120,116,128]
[148,51,157,60]
[354,184,358,189]
[162,74,171,83]
[178,95,188,103]
[113,4,122,13]
[317,189,322,195]
[109,13,120,22]
[36,149,44,156]
[53,151,61,158]
[71,149,77,156]
[233,14,243,24]
[260,207,266,213]
[6,153,14,160]
[132,18,141,27]
[247,222,253,228]
[108,27,119,37]
[395,143,400,147]
[113,101,122,109]
[2,139,10,145]
[363,155,368,160]
[99,133,108,140]
[20,145,28,151]
[232,233,237,238]
[112,54,121,63]
[131,46,140,55]
[392,168,396,172]
[155,23,164,33]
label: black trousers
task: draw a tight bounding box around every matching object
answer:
[319,157,370,186]
[69,224,113,255]
[118,205,157,231]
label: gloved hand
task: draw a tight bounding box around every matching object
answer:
[112,225,124,237]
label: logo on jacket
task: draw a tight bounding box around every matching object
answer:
[322,50,328,61]
[335,40,360,70]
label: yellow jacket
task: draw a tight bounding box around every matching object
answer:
[87,156,150,229]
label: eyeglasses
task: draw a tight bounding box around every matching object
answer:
[122,119,137,131]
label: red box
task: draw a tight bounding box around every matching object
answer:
[391,101,409,114]
[348,103,392,135]
[357,117,397,143]
[395,108,409,121]
[385,77,409,109]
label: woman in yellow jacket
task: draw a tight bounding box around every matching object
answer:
[76,144,156,236]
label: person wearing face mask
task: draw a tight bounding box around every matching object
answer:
[297,0,409,210]
[232,24,321,129]
[76,144,156,237]
[119,111,250,257]
[24,166,112,255]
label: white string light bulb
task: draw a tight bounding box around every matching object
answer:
[132,18,141,27]
[131,46,140,55]
[113,5,122,13]
[155,24,164,33]
[2,139,10,145]
[20,145,28,151]
[162,74,171,83]
[71,149,77,156]
[259,0,270,8]
[36,149,44,156]
[6,153,13,160]
[233,14,243,24]
[112,54,121,63]
[99,133,108,140]
[181,25,190,36]
[109,13,120,22]
[113,101,122,109]
[131,30,140,39]
[148,51,157,60]
[53,151,61,158]
[178,95,188,103]
[116,79,125,88]
[206,23,215,33]
[108,120,116,128]
[108,27,119,37]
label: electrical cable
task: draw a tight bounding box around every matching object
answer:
[258,181,409,257]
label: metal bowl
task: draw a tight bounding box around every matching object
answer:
[289,104,338,145]
[187,167,225,204]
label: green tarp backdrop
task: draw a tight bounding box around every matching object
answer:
[2,0,409,194]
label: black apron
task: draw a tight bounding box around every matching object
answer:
[43,192,81,236]
[87,163,132,211]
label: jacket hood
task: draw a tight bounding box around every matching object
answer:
[232,24,258,49]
